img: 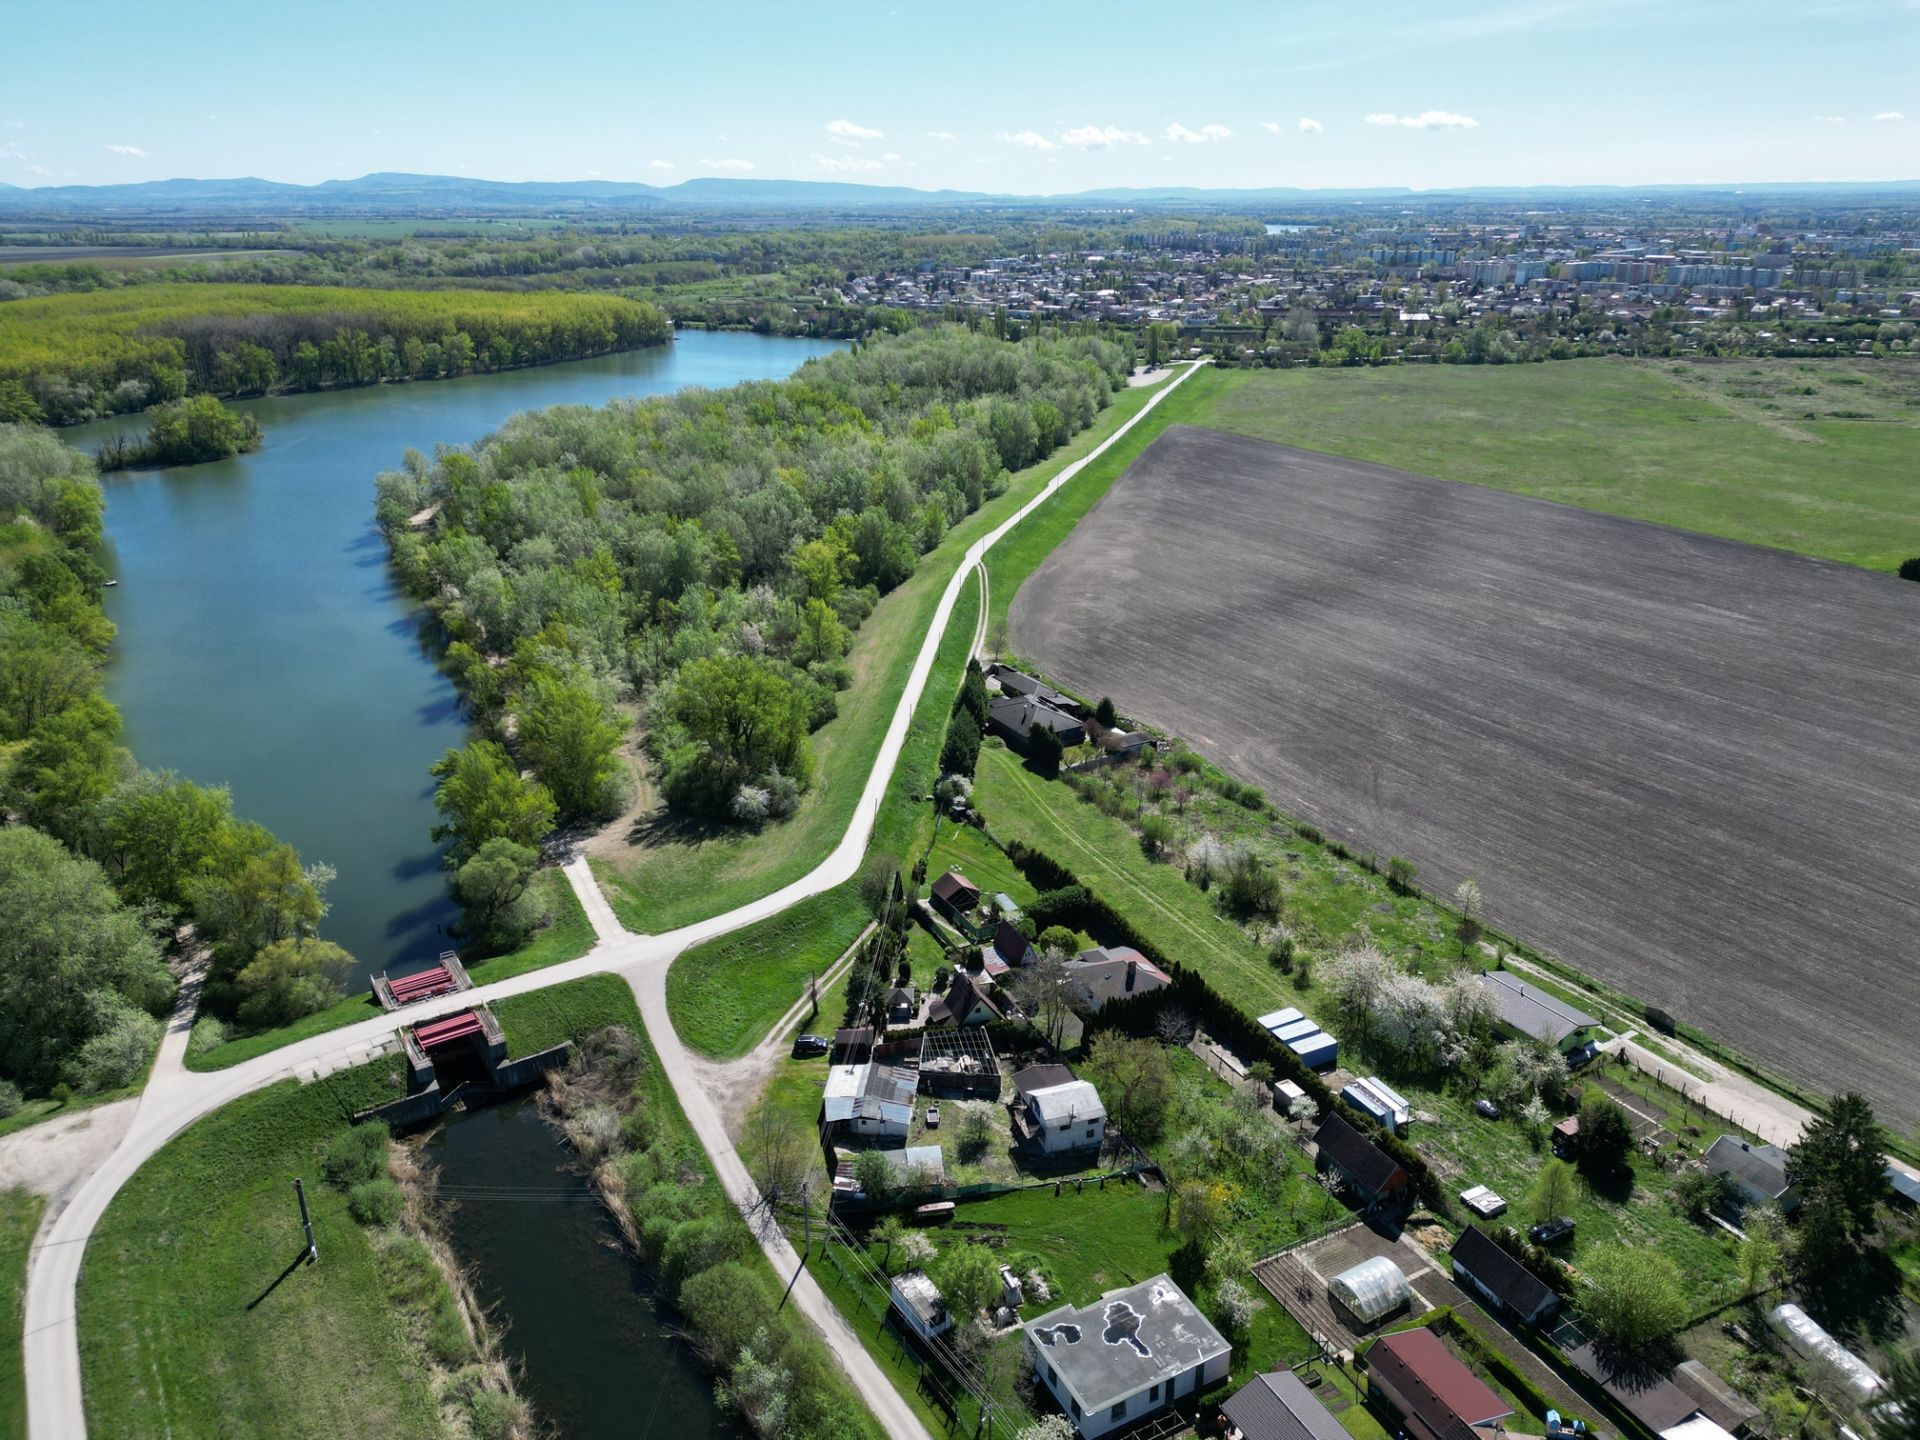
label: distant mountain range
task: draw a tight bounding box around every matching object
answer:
[1,170,1916,216]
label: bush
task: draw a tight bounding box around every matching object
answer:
[187,1015,230,1055]
[324,1123,391,1188]
[0,1080,21,1119]
[348,1177,403,1227]
[1899,557,1920,582]
[234,937,355,1029]
[1386,855,1418,892]
[64,1001,162,1093]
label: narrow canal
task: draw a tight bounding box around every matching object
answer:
[426,1094,745,1440]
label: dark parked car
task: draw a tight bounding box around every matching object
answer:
[1475,1098,1501,1120]
[1530,1217,1576,1246]
[791,1034,830,1058]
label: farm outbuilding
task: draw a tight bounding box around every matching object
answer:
[1328,1255,1410,1326]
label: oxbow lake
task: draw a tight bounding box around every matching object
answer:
[69,331,845,990]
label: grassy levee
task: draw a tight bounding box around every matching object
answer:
[77,1061,434,1438]
[1184,358,1920,571]
[593,381,1162,934]
[0,1190,44,1440]
[187,867,592,1071]
[664,576,981,1059]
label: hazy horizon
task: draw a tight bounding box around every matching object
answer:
[6,0,1914,192]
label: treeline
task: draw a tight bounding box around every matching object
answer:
[379,324,1127,839]
[0,424,339,1102]
[0,284,671,424]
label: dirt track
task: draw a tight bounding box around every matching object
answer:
[1011,425,1920,1125]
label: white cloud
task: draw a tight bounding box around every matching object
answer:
[1061,124,1148,149]
[647,159,675,171]
[28,165,50,176]
[825,119,882,149]
[4,121,25,130]
[1366,111,1478,129]
[1260,121,1282,134]
[925,130,955,140]
[998,129,1057,150]
[105,143,146,156]
[881,152,901,161]
[700,157,755,172]
[1813,115,1846,124]
[1874,111,1904,121]
[1165,122,1231,143]
[1298,117,1324,134]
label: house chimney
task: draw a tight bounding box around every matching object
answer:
[1126,959,1137,990]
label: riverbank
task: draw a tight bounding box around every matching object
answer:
[535,980,885,1440]
[74,1053,523,1439]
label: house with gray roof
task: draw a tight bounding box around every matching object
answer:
[1476,971,1600,1062]
[1024,1274,1232,1439]
[1221,1370,1350,1440]
[1704,1135,1799,1212]
[1066,947,1170,1011]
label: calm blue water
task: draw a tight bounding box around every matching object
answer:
[67,332,843,988]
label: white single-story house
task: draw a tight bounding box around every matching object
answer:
[1024,1275,1231,1439]
[822,1062,917,1140]
[1016,1077,1107,1157]
[890,1268,952,1342]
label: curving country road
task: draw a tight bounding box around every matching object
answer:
[22,361,1204,1440]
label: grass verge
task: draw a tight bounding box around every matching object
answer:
[187,867,591,1071]
[0,1189,44,1440]
[593,382,1162,933]
[667,886,871,1060]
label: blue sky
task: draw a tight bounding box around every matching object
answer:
[6,0,1916,191]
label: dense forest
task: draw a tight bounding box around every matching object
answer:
[0,284,671,424]
[0,425,342,1100]
[376,324,1129,834]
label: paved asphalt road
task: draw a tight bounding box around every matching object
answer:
[21,362,1207,1440]
[1012,425,1920,1126]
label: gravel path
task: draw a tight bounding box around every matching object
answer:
[1011,425,1920,1126]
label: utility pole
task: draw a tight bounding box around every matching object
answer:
[294,1178,317,1265]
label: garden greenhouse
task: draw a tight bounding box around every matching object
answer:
[1329,1256,1411,1325]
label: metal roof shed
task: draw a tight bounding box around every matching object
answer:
[1289,1031,1339,1069]
[1328,1255,1411,1325]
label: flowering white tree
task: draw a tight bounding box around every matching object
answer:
[1320,943,1396,1032]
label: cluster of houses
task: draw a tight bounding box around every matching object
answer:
[981,663,1154,762]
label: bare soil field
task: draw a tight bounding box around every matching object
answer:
[1011,426,1920,1125]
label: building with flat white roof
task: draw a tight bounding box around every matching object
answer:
[1024,1274,1231,1438]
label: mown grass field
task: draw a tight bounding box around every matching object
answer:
[0,1189,45,1440]
[188,867,591,1071]
[1184,358,1920,571]
[592,378,1168,933]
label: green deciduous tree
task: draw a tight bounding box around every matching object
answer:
[10,691,124,845]
[233,938,355,1028]
[931,1240,1002,1322]
[1528,1158,1579,1225]
[518,667,628,819]
[1084,1032,1173,1143]
[185,820,330,967]
[0,826,174,1091]
[1576,1089,1635,1176]
[1575,1245,1688,1353]
[450,838,548,953]
[90,769,234,912]
[430,740,558,861]
[659,655,813,816]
